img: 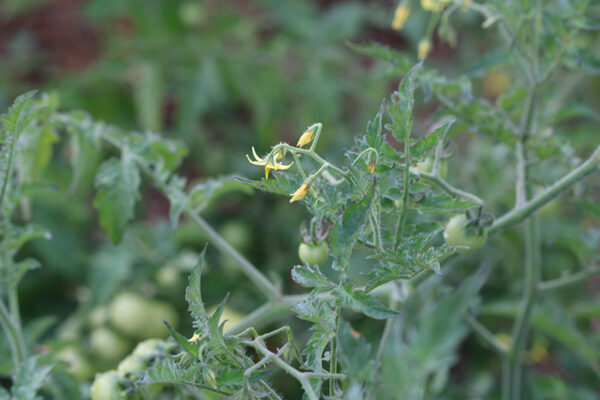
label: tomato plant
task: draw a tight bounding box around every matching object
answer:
[298,241,329,266]
[0,1,599,399]
[443,214,488,253]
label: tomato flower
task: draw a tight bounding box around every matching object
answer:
[187,332,201,343]
[418,39,431,59]
[246,146,293,179]
[290,182,310,203]
[421,0,450,12]
[297,128,315,148]
[391,4,410,31]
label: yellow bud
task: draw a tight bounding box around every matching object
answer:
[391,4,410,31]
[368,160,375,174]
[297,128,315,148]
[421,0,449,12]
[290,182,310,203]
[418,39,432,59]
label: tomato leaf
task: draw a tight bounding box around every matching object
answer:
[93,151,141,243]
[333,284,398,320]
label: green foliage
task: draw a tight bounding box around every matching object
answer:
[0,1,599,399]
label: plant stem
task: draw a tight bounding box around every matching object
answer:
[464,313,508,356]
[329,305,341,397]
[0,298,26,370]
[249,339,322,400]
[8,285,21,327]
[0,123,19,209]
[185,209,281,302]
[394,133,412,248]
[508,216,540,400]
[538,266,600,293]
[417,170,485,206]
[490,144,600,234]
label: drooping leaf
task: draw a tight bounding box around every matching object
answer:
[190,176,252,212]
[333,284,397,320]
[233,173,302,198]
[291,264,333,290]
[345,41,413,74]
[329,183,374,269]
[387,62,422,145]
[411,119,455,161]
[93,150,141,243]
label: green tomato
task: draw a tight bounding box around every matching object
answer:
[156,265,180,288]
[55,345,94,381]
[90,370,126,400]
[109,292,179,340]
[118,340,167,394]
[89,327,130,362]
[393,198,415,211]
[414,157,448,179]
[179,2,204,27]
[298,241,329,266]
[117,354,143,375]
[89,306,109,327]
[443,214,487,253]
[220,221,251,251]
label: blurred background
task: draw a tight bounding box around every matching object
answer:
[1,0,599,397]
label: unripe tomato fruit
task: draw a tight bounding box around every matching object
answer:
[89,327,130,362]
[298,241,329,266]
[443,214,487,253]
[414,157,448,179]
[55,345,94,381]
[90,370,125,400]
[208,306,245,330]
[109,292,179,340]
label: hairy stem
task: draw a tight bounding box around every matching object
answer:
[394,134,412,247]
[538,266,600,293]
[416,170,485,206]
[185,209,281,302]
[0,298,26,370]
[465,313,508,357]
[508,217,540,400]
[490,144,600,234]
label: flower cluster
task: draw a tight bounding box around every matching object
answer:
[245,123,326,203]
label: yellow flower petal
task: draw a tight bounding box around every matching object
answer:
[391,4,410,31]
[252,146,265,162]
[247,146,293,179]
[421,0,450,12]
[290,182,309,203]
[188,332,201,343]
[297,128,315,148]
[418,39,431,60]
[368,160,375,174]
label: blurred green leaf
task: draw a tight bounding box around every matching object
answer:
[93,151,141,243]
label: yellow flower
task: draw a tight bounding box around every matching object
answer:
[187,332,201,343]
[391,4,410,31]
[297,128,315,148]
[246,147,293,179]
[421,0,450,12]
[368,160,375,174]
[418,39,432,59]
[290,182,310,203]
[494,332,512,352]
[525,337,549,365]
